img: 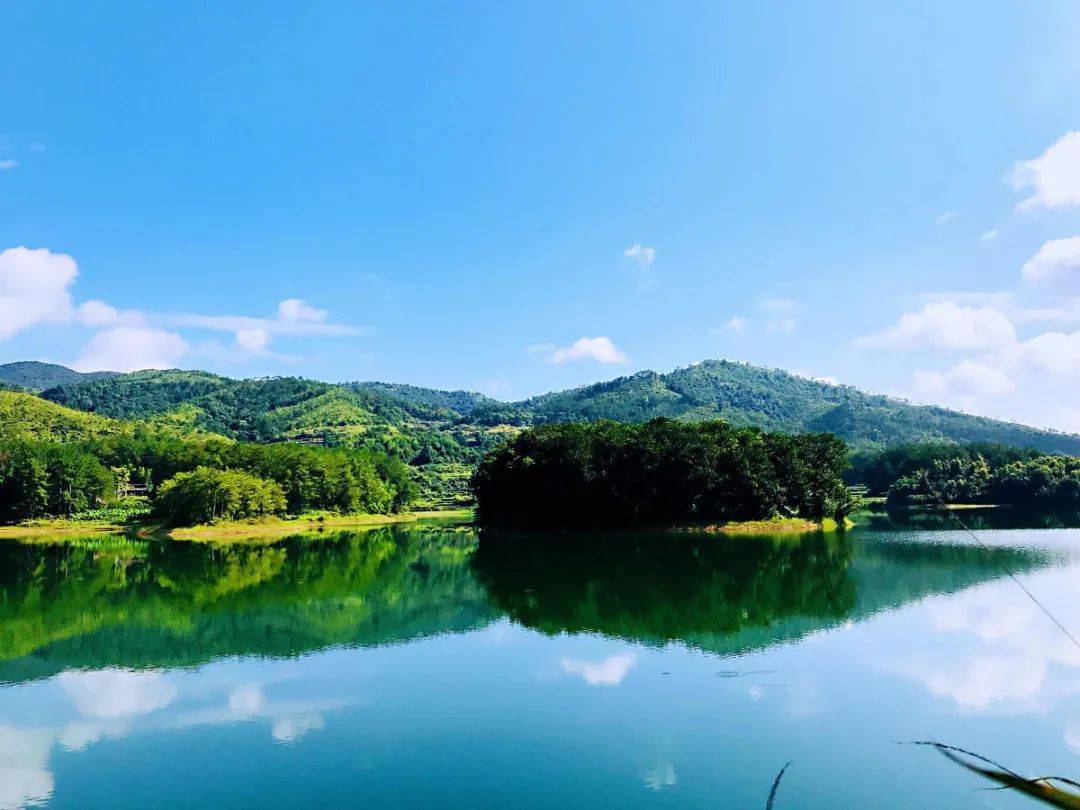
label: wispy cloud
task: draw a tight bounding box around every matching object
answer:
[622,243,656,268]
[0,160,17,171]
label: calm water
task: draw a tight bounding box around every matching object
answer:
[2,515,1080,808]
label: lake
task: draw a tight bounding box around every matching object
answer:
[2,513,1079,808]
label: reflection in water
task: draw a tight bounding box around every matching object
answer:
[0,523,1075,808]
[0,527,1054,678]
[471,529,1052,656]
[0,528,493,681]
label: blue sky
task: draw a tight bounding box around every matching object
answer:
[3,2,1080,429]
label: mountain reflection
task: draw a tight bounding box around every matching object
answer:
[0,526,1055,682]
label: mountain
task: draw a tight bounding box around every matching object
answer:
[20,359,1080,459]
[0,361,118,392]
[468,360,1080,455]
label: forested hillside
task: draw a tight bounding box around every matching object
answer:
[0,361,118,392]
[0,391,121,442]
[39,370,509,507]
[7,359,1079,502]
[468,360,1080,455]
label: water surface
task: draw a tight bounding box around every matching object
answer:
[2,517,1079,808]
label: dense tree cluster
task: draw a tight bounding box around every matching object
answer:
[853,441,1040,496]
[888,453,1080,508]
[471,418,855,527]
[0,439,112,522]
[154,467,286,524]
[0,430,416,524]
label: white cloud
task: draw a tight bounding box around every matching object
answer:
[526,342,557,356]
[854,301,1016,350]
[914,360,1016,400]
[935,211,956,226]
[980,229,999,242]
[58,669,176,719]
[0,245,363,367]
[167,311,359,338]
[759,297,801,333]
[0,246,78,340]
[1011,131,1080,211]
[794,369,840,386]
[623,244,656,267]
[531,336,628,364]
[561,654,636,685]
[766,316,797,333]
[724,316,746,332]
[0,160,17,171]
[1014,330,1080,376]
[1022,237,1080,284]
[73,327,188,372]
[77,300,120,326]
[277,298,327,323]
[77,299,145,328]
[235,328,270,354]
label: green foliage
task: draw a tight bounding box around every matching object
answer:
[469,361,1080,454]
[854,440,1041,495]
[23,361,1080,518]
[349,381,495,418]
[885,451,1080,508]
[0,439,114,521]
[471,418,855,527]
[68,496,153,523]
[0,391,120,443]
[154,467,287,525]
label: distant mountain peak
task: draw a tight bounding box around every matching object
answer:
[0,361,119,392]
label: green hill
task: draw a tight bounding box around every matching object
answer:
[469,360,1080,454]
[350,381,495,418]
[27,359,1080,461]
[0,361,118,392]
[0,390,122,442]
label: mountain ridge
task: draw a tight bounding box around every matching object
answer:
[3,359,1078,456]
[0,361,119,392]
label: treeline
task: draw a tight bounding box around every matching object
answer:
[853,440,1041,496]
[0,431,416,525]
[471,418,854,527]
[886,453,1080,508]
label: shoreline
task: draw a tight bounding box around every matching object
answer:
[0,509,474,542]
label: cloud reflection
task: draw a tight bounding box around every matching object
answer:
[561,654,636,685]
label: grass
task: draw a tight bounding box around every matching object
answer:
[161,509,473,542]
[0,518,134,539]
[691,516,854,536]
[0,508,474,543]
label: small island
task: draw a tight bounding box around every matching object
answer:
[470,418,855,530]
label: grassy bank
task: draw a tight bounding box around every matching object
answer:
[697,516,852,535]
[168,509,473,542]
[0,509,474,543]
